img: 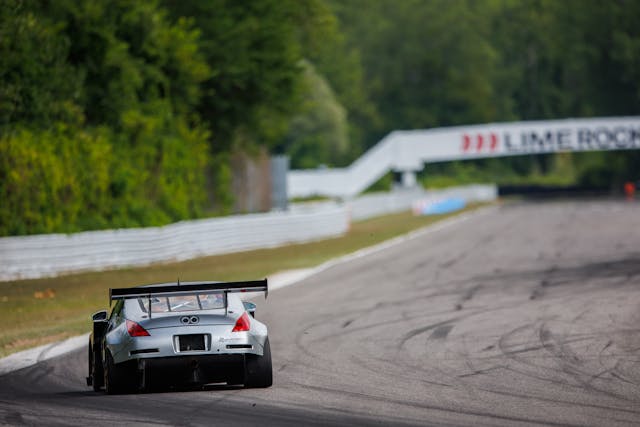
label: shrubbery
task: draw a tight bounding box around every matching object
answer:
[0,119,209,235]
[0,0,212,236]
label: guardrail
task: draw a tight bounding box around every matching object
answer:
[0,184,496,281]
[0,204,349,281]
[349,184,496,221]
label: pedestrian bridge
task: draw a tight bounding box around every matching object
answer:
[288,116,640,199]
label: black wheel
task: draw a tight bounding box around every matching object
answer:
[244,338,272,388]
[90,344,104,392]
[104,351,136,394]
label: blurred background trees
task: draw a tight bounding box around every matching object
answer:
[0,0,210,234]
[1,0,640,235]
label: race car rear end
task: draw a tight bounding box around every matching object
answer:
[87,280,272,393]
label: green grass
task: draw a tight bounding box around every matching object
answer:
[0,204,489,358]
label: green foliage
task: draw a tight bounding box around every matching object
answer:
[419,154,578,189]
[0,0,212,236]
[0,126,110,235]
[364,172,393,193]
[207,153,234,215]
[490,0,640,120]
[328,0,640,188]
[162,0,369,177]
[573,152,640,190]
[2,0,359,236]
[58,0,210,127]
[111,110,210,226]
[162,0,304,152]
[4,0,640,237]
[292,0,379,160]
[329,0,508,144]
[0,0,83,128]
[0,119,209,236]
[282,61,349,168]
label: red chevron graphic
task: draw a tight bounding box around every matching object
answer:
[461,133,500,153]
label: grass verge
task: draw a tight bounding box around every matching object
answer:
[0,204,489,358]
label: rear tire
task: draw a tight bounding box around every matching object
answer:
[104,351,136,394]
[90,344,104,391]
[244,338,272,388]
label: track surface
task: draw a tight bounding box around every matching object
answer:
[1,200,640,426]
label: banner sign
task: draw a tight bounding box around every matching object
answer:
[289,116,640,198]
[454,118,640,159]
[461,125,640,156]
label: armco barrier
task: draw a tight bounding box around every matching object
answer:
[0,184,496,281]
[0,203,349,281]
[349,184,497,221]
[348,188,426,221]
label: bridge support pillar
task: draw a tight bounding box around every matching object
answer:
[401,170,417,188]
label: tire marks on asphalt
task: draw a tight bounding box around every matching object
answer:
[3,200,640,426]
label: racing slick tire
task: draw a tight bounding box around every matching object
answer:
[244,338,272,388]
[104,351,137,394]
[89,344,104,392]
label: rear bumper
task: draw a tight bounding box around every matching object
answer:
[109,328,266,364]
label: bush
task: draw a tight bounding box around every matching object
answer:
[0,118,210,236]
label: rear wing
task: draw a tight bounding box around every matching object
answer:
[109,279,268,302]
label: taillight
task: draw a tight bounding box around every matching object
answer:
[232,312,250,332]
[126,319,150,337]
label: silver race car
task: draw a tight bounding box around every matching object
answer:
[86,280,272,393]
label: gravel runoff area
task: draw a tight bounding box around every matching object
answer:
[1,199,639,426]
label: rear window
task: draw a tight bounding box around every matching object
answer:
[138,292,225,313]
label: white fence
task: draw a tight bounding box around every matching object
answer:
[0,185,496,282]
[0,204,349,281]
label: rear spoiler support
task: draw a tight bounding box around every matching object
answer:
[109,279,268,304]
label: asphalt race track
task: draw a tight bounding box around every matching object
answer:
[1,200,640,426]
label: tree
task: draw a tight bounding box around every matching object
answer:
[281,60,349,168]
[0,0,213,235]
[0,0,82,130]
[329,0,506,147]
[163,0,304,153]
